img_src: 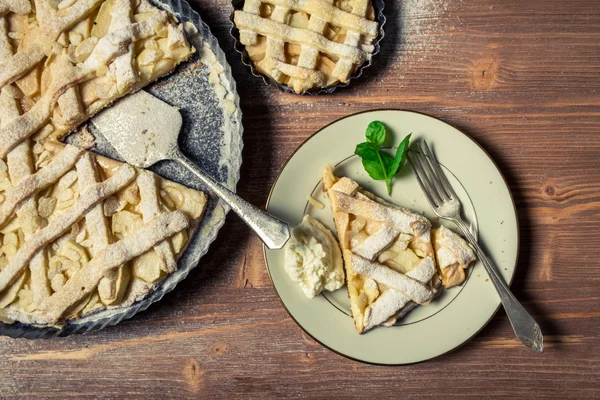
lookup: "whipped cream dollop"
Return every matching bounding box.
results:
[284,215,344,299]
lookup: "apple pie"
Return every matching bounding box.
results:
[323,167,476,333]
[233,0,380,94]
[0,0,194,144]
[0,0,205,326]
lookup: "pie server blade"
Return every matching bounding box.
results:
[91,90,182,168]
[90,90,291,249]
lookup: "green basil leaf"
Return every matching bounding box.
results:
[388,133,411,177]
[356,145,386,180]
[356,122,410,195]
[365,121,386,146]
[380,151,394,173]
[362,158,387,181]
[354,142,377,158]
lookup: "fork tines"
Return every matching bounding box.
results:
[407,141,458,208]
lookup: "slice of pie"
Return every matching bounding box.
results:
[323,166,476,333]
[233,0,379,94]
[0,0,203,326]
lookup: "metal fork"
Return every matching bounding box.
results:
[408,141,543,353]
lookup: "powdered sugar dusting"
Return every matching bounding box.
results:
[400,0,458,60]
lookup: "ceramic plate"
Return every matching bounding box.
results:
[264,110,518,364]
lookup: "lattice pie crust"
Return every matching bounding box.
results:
[234,0,379,94]
[0,0,205,326]
[323,167,476,333]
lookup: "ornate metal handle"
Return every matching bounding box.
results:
[454,217,544,353]
[174,152,290,250]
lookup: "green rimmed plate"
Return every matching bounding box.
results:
[264,110,518,365]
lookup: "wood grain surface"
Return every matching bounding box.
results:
[2,0,599,398]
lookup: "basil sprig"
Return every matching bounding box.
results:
[354,121,411,195]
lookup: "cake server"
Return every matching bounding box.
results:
[89,90,290,249]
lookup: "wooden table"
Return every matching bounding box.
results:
[2,0,599,398]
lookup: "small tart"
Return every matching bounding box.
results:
[233,0,379,94]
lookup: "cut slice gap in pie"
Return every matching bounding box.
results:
[323,166,476,334]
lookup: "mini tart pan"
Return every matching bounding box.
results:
[0,0,244,339]
[230,0,386,95]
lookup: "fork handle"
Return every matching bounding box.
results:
[174,152,290,250]
[453,218,544,353]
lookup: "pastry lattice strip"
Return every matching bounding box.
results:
[40,211,189,323]
[0,157,137,294]
[1,81,51,308]
[35,0,105,40]
[363,257,436,330]
[8,142,51,308]
[330,0,371,85]
[137,170,177,273]
[0,16,12,62]
[110,0,137,94]
[52,0,138,127]
[0,57,90,158]
[288,0,331,92]
[0,0,31,16]
[76,152,120,304]
[235,0,378,91]
[349,252,435,305]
